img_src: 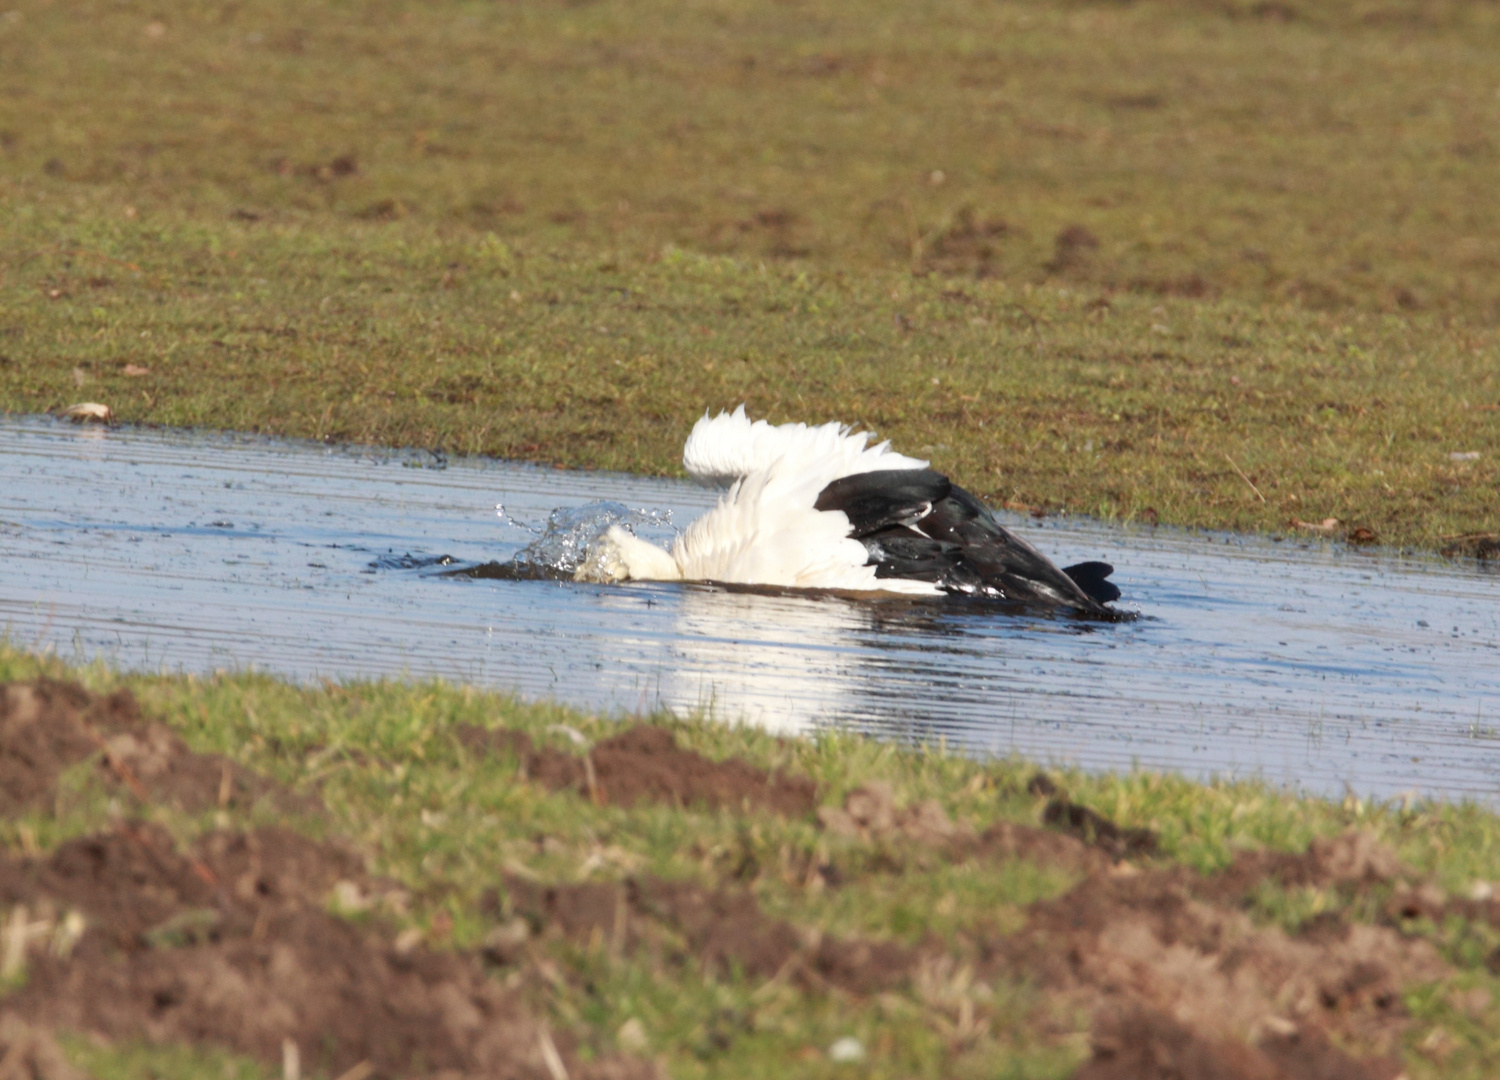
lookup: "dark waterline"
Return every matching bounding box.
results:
[2,415,1496,802]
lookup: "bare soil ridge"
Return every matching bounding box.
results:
[0,680,657,1080]
[499,779,1446,1080]
[0,679,301,817]
[0,679,1476,1078]
[456,720,818,816]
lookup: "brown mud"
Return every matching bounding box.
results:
[0,681,657,1080]
[1006,849,1436,1080]
[819,778,1154,874]
[0,1015,84,1080]
[457,721,818,816]
[499,782,1440,1080]
[0,681,1467,1079]
[1,679,306,816]
[499,874,914,995]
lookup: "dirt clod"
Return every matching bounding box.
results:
[2,822,652,1080]
[1079,1005,1278,1080]
[818,782,1156,865]
[0,680,656,1080]
[1042,796,1159,861]
[504,874,913,995]
[0,681,103,812]
[461,722,819,816]
[923,205,1012,277]
[1004,867,1442,1071]
[454,722,534,761]
[818,781,973,846]
[0,1016,85,1080]
[1079,1004,1402,1080]
[0,679,306,815]
[1046,224,1101,273]
[1200,830,1405,903]
[972,819,1114,874]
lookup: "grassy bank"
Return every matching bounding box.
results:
[3,645,1500,1077]
[2,0,1498,550]
[3,211,1497,550]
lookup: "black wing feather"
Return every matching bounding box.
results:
[813,469,951,537]
[814,469,1118,613]
[861,529,987,590]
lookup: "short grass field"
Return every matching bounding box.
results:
[1,0,1497,549]
[2,0,1500,1074]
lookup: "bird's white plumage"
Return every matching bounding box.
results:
[681,404,928,488]
[576,407,939,593]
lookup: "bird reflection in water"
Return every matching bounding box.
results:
[640,582,1111,741]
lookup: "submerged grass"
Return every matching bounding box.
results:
[5,645,1500,1077]
[1,0,1497,549]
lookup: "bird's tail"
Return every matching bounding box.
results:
[1062,561,1120,606]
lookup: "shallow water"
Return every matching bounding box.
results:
[2,415,1497,802]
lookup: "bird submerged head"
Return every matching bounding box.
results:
[574,525,682,583]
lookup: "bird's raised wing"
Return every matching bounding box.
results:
[814,469,1117,613]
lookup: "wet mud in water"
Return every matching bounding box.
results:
[2,416,1499,801]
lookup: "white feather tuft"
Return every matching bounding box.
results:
[682,405,928,488]
[579,406,939,595]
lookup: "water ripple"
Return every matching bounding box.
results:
[1,415,1496,801]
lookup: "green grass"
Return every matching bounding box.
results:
[62,1040,270,1080]
[7,645,1500,1077]
[2,213,1496,548]
[4,0,1500,313]
[3,3,1498,1072]
[2,0,1498,549]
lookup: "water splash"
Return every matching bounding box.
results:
[492,500,675,580]
[494,502,544,536]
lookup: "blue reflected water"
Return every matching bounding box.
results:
[1,414,1496,801]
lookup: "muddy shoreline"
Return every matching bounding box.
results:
[4,677,1487,1077]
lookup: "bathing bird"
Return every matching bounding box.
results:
[575,406,1119,614]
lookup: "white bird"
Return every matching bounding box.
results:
[575,406,1119,614]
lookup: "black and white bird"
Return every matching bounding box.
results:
[575,406,1120,615]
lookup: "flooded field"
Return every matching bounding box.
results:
[2,414,1496,801]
